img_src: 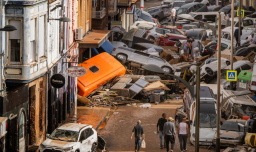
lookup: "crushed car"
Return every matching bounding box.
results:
[213,119,246,147]
[39,123,105,152]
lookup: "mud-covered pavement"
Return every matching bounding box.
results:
[98,100,222,152]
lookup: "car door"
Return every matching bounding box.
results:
[79,129,89,152]
[130,50,149,64]
[80,128,95,151]
[149,55,165,67]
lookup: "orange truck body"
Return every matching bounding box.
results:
[77,52,126,97]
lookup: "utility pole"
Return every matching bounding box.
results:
[195,64,200,152]
[238,0,242,46]
[216,12,221,152]
[230,0,235,89]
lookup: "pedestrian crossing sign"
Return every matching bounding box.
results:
[237,9,245,17]
[226,70,237,81]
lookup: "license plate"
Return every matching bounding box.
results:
[239,82,247,89]
[199,142,212,145]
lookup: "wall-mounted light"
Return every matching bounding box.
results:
[0,25,17,31]
[47,0,70,22]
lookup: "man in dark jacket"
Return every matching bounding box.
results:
[234,27,243,47]
[131,120,145,152]
[157,113,167,149]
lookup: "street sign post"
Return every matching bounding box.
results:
[237,9,245,17]
[226,70,237,81]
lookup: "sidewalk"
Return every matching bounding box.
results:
[77,106,111,130]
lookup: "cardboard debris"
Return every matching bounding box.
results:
[161,46,179,53]
[196,55,210,63]
[213,49,249,63]
[143,81,170,92]
[169,56,185,65]
[201,40,213,46]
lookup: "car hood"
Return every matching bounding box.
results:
[42,138,77,149]
[199,128,216,141]
[219,130,244,140]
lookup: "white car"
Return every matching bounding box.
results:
[189,86,217,146]
[39,123,98,152]
[221,27,254,42]
[129,21,157,30]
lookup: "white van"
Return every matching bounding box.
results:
[184,86,217,146]
[189,12,224,22]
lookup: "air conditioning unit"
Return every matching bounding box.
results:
[75,28,83,41]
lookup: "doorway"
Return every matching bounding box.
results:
[19,112,25,152]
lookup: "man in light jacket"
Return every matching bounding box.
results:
[163,117,176,152]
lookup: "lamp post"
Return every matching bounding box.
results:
[47,0,70,22]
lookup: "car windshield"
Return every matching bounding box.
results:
[50,129,79,142]
[189,13,197,17]
[177,8,187,15]
[233,104,256,117]
[141,13,153,22]
[194,113,217,128]
[173,2,184,7]
[221,121,245,132]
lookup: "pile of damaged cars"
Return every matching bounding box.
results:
[41,0,256,151]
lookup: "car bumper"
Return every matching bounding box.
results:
[212,139,242,146]
[190,137,213,146]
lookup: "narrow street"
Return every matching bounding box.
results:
[98,100,216,152]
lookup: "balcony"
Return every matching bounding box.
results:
[92,8,106,19]
[117,0,130,7]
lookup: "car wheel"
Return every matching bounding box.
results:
[91,143,97,152]
[116,54,127,63]
[205,67,214,76]
[148,36,155,40]
[226,61,230,66]
[161,66,172,74]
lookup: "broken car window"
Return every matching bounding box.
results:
[221,120,246,132]
[233,104,256,118]
[50,129,79,142]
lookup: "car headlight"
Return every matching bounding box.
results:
[39,144,45,150]
[192,133,195,138]
[63,147,73,152]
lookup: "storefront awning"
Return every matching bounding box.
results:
[79,30,111,48]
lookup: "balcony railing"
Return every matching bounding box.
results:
[92,8,106,19]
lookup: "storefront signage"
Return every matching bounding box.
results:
[66,66,87,77]
[111,21,122,32]
[50,74,65,88]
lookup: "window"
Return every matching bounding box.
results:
[39,15,45,58]
[92,0,97,7]
[89,66,99,73]
[221,43,228,51]
[205,15,217,22]
[193,5,200,11]
[151,55,164,62]
[102,0,106,8]
[135,51,150,57]
[195,15,202,20]
[79,131,86,141]
[155,28,162,33]
[30,19,37,62]
[187,7,194,13]
[9,20,21,63]
[241,64,252,70]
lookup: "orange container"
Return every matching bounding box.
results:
[77,52,126,97]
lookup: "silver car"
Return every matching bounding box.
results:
[111,47,175,73]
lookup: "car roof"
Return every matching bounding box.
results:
[225,119,246,123]
[231,96,256,106]
[58,123,91,132]
[225,60,251,69]
[192,86,214,99]
[190,12,220,15]
[145,6,163,11]
[200,101,216,114]
[180,2,202,8]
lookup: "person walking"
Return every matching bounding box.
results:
[131,120,145,152]
[171,6,176,26]
[191,38,199,62]
[224,12,230,27]
[163,117,176,152]
[248,33,256,45]
[157,113,167,149]
[178,118,189,152]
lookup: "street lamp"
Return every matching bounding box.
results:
[47,1,70,22]
[0,25,17,31]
